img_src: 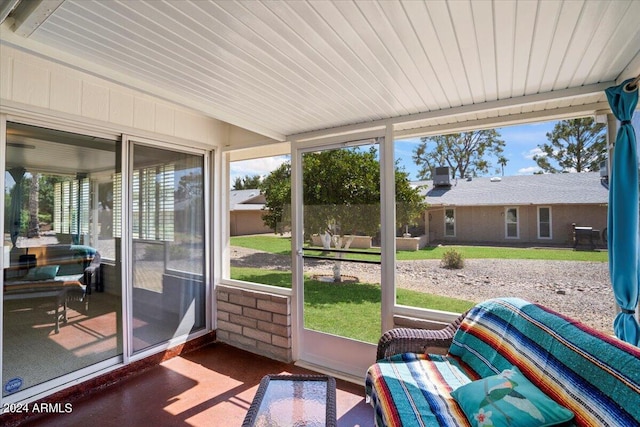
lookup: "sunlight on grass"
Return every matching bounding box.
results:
[230,267,474,343]
[231,235,292,255]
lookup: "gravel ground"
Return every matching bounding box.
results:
[231,246,615,335]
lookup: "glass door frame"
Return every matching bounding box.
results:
[123,135,212,362]
[0,114,125,403]
[291,126,396,378]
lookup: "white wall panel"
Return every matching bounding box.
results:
[81,81,109,121]
[109,90,134,127]
[133,96,155,132]
[175,110,210,144]
[0,54,11,101]
[154,103,174,136]
[12,59,50,107]
[50,71,82,115]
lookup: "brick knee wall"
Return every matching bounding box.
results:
[216,285,292,362]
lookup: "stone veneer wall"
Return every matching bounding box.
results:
[216,285,292,362]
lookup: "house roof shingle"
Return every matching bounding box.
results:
[229,189,266,211]
[419,172,609,207]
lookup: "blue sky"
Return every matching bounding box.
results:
[228,113,640,185]
[395,120,558,180]
[230,119,560,185]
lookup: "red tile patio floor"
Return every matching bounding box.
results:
[23,342,374,426]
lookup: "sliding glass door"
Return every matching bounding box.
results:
[130,142,206,353]
[2,122,211,401]
[3,122,122,397]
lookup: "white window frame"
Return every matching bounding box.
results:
[537,206,552,239]
[444,208,456,237]
[505,207,519,239]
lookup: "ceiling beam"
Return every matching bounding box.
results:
[288,82,614,143]
[227,141,290,162]
[395,101,612,139]
[9,0,64,37]
[0,0,21,26]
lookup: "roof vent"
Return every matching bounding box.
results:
[599,160,608,178]
[490,177,502,182]
[433,166,451,187]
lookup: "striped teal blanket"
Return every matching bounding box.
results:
[365,298,640,427]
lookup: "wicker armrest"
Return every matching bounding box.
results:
[375,312,467,360]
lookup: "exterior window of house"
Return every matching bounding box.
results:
[505,207,519,238]
[538,207,552,239]
[445,208,456,237]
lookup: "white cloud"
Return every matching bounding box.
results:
[524,147,544,160]
[230,155,289,185]
[517,166,542,175]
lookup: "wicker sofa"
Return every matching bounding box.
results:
[365,297,640,426]
[3,245,100,333]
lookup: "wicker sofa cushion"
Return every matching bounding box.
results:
[448,298,640,426]
[365,352,479,427]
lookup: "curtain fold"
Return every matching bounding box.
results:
[605,78,640,346]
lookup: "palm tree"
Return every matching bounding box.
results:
[498,156,508,176]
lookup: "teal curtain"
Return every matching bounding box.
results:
[605,78,640,346]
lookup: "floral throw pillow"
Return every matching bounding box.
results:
[450,366,574,427]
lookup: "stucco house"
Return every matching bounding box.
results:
[229,189,271,236]
[421,171,609,247]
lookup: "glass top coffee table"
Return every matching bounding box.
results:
[242,374,337,427]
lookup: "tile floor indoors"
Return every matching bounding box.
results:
[22,342,375,426]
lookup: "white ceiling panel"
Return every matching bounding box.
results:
[0,0,638,144]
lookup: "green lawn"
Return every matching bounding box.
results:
[230,235,605,342]
[231,235,608,262]
[231,235,291,255]
[231,266,475,343]
[396,245,608,262]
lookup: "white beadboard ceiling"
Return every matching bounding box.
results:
[2,0,639,143]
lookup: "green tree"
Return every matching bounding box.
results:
[533,117,606,173]
[412,130,505,179]
[259,163,291,234]
[233,174,262,190]
[37,175,63,225]
[27,173,40,238]
[260,147,426,280]
[177,172,203,200]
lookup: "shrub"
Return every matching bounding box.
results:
[441,249,464,269]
